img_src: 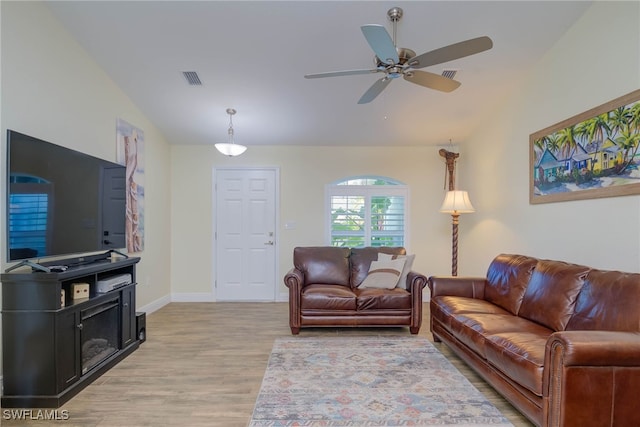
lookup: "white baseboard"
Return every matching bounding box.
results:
[170,292,288,303]
[171,292,215,302]
[140,290,420,312]
[137,294,171,314]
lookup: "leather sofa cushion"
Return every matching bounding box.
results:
[484,254,538,315]
[484,330,550,396]
[355,287,411,310]
[294,246,351,287]
[349,247,406,288]
[518,259,589,331]
[301,284,356,310]
[450,312,550,359]
[566,269,640,331]
[431,296,510,330]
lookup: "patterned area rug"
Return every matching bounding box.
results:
[249,336,514,426]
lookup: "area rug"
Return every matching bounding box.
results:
[249,336,514,426]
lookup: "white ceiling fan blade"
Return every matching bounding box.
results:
[358,77,392,104]
[410,36,493,69]
[404,70,461,92]
[361,24,399,65]
[304,69,379,79]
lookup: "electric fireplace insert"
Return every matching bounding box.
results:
[80,298,119,374]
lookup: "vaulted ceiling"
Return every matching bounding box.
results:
[46,1,592,147]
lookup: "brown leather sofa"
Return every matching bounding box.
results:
[429,253,640,427]
[285,246,427,335]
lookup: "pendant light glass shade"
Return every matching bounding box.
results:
[214,142,247,156]
[215,108,247,157]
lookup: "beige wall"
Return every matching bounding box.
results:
[171,145,461,299]
[0,1,173,375]
[462,1,640,274]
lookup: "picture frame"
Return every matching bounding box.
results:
[530,89,640,204]
[116,118,145,252]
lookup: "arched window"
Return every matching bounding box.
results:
[325,176,408,248]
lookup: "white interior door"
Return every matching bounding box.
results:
[214,168,277,301]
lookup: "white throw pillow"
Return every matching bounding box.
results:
[378,253,415,289]
[359,258,406,289]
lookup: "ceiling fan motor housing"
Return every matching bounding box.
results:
[375,47,416,78]
[375,47,415,67]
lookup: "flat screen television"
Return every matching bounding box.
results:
[6,129,126,263]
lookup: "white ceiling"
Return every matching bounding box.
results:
[46,1,592,147]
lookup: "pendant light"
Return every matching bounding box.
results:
[215,108,247,157]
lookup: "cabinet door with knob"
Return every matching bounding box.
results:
[120,284,137,347]
[56,309,81,391]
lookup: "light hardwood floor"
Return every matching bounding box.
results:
[2,302,534,426]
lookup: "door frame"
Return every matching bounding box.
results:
[212,166,280,301]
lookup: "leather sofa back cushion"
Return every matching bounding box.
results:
[484,254,538,315]
[350,247,406,288]
[294,246,351,287]
[566,269,640,331]
[518,260,590,331]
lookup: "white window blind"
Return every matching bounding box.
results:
[326,177,408,248]
[9,193,49,257]
[8,176,54,258]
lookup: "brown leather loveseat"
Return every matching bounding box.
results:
[429,253,640,427]
[285,246,427,335]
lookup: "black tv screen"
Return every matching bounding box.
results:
[6,130,126,262]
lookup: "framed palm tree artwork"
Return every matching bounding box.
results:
[530,89,640,204]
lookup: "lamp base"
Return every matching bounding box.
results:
[451,213,459,276]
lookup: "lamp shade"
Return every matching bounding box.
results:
[439,190,475,214]
[215,142,247,157]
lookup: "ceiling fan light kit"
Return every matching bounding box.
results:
[215,108,247,157]
[304,6,493,104]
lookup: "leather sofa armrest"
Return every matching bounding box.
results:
[284,268,304,334]
[428,276,486,299]
[545,330,640,367]
[284,268,303,289]
[407,271,428,293]
[407,271,428,335]
[543,331,640,426]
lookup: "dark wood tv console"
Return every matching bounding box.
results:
[1,255,140,408]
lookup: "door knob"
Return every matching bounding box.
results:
[264,241,274,245]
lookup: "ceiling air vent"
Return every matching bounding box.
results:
[441,69,458,80]
[183,71,202,86]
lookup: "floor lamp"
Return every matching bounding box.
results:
[440,190,475,276]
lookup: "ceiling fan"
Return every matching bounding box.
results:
[304,7,493,104]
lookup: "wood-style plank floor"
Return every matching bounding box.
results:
[1,302,533,426]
